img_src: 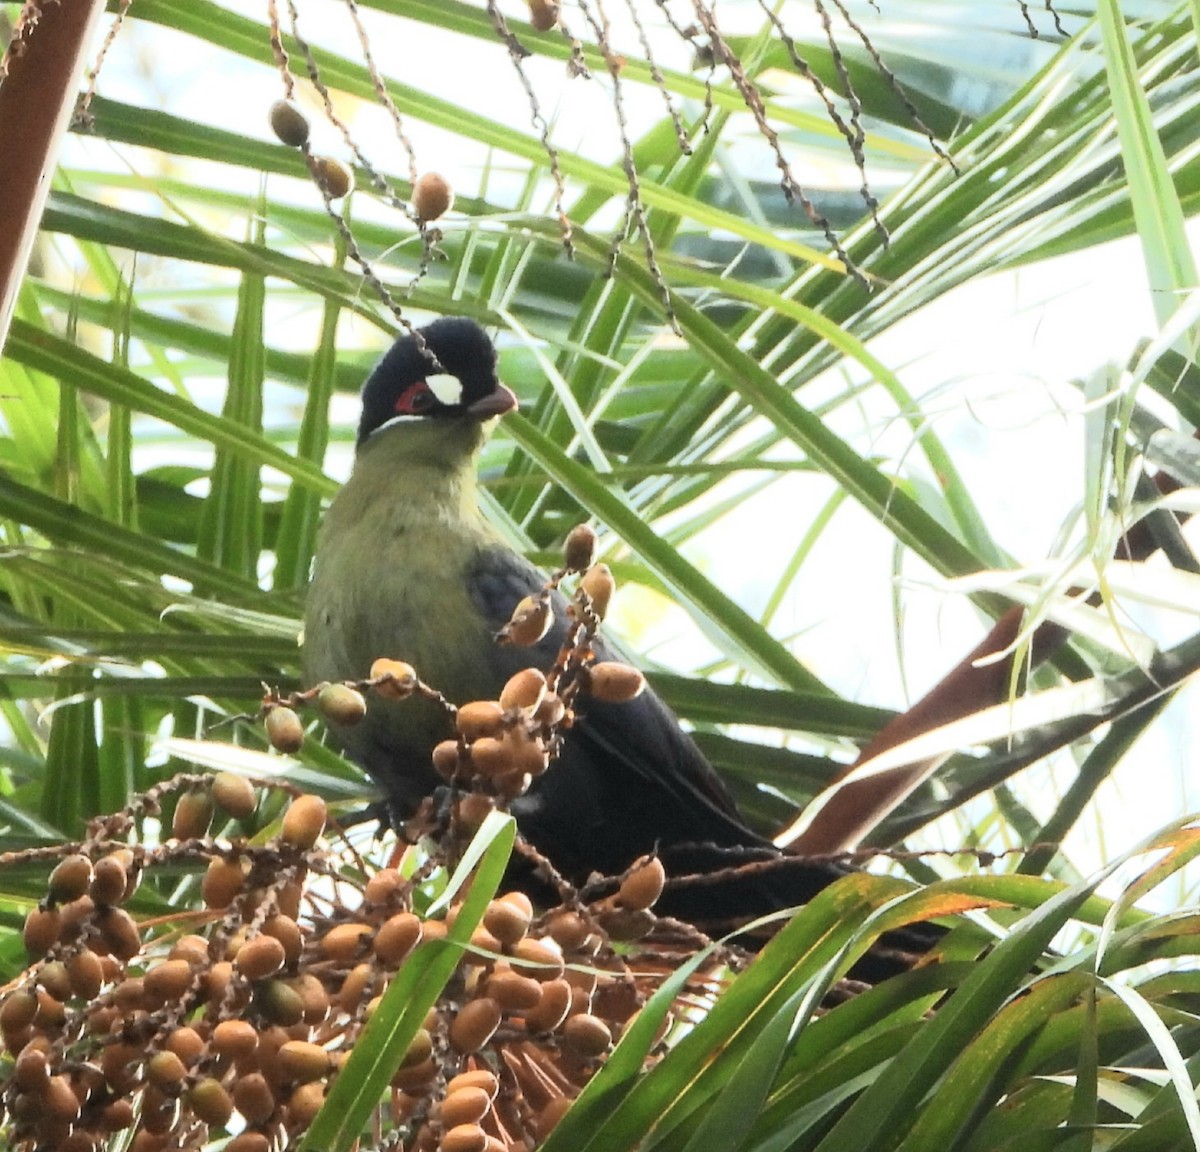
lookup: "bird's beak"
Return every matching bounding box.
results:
[468,383,519,419]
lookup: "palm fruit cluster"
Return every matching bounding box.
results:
[0,779,682,1151]
[0,527,717,1151]
[267,99,355,202]
[268,98,454,224]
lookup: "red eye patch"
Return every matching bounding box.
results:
[393,380,437,416]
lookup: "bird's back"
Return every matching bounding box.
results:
[464,547,769,878]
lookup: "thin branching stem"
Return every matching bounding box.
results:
[688,0,866,286]
[484,0,575,255]
[577,0,680,331]
[343,0,420,187]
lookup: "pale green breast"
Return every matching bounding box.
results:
[303,420,505,786]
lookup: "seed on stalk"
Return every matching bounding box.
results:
[563,1012,612,1057]
[269,100,310,147]
[313,155,354,199]
[411,171,455,222]
[448,997,501,1053]
[234,934,286,981]
[528,0,560,32]
[318,682,367,725]
[563,524,596,571]
[500,668,547,712]
[213,772,258,819]
[573,563,614,621]
[22,907,59,959]
[172,789,214,840]
[497,594,552,646]
[370,658,417,699]
[586,662,645,703]
[265,706,305,753]
[456,700,506,741]
[280,793,327,849]
[48,855,93,903]
[617,855,666,910]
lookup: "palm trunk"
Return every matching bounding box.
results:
[0,0,108,345]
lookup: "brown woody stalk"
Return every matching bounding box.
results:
[0,0,108,348]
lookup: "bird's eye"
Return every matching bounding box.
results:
[394,381,438,416]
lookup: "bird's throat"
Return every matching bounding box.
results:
[350,418,492,530]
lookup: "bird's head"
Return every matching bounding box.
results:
[356,317,518,446]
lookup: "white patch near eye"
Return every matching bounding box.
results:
[426,373,463,405]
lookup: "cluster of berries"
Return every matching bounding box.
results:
[0,768,678,1151]
[0,527,696,1150]
[268,97,454,222]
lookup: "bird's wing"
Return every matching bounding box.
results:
[467,546,771,876]
[469,552,946,983]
